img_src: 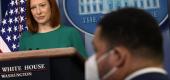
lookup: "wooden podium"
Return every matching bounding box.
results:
[0,47,84,80]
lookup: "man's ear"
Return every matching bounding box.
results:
[108,46,129,68]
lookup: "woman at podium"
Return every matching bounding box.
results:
[19,0,87,58]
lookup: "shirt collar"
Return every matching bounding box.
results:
[125,67,167,80]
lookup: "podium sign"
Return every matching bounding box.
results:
[0,48,84,80]
[0,58,51,80]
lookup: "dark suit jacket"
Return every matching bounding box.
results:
[131,72,170,80]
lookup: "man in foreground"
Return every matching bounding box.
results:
[86,8,170,80]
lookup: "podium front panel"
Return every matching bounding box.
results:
[0,58,51,80]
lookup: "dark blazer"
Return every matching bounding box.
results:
[131,72,170,80]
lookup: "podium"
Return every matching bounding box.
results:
[0,47,85,80]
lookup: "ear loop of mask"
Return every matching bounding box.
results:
[97,50,114,64]
[97,50,118,80]
[102,66,118,80]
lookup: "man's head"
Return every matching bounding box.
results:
[93,8,163,80]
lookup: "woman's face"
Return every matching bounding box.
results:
[30,0,51,25]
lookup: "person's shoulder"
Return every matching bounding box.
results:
[61,25,79,32]
[21,31,33,38]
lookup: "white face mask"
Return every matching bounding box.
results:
[85,54,100,80]
[85,50,118,80]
